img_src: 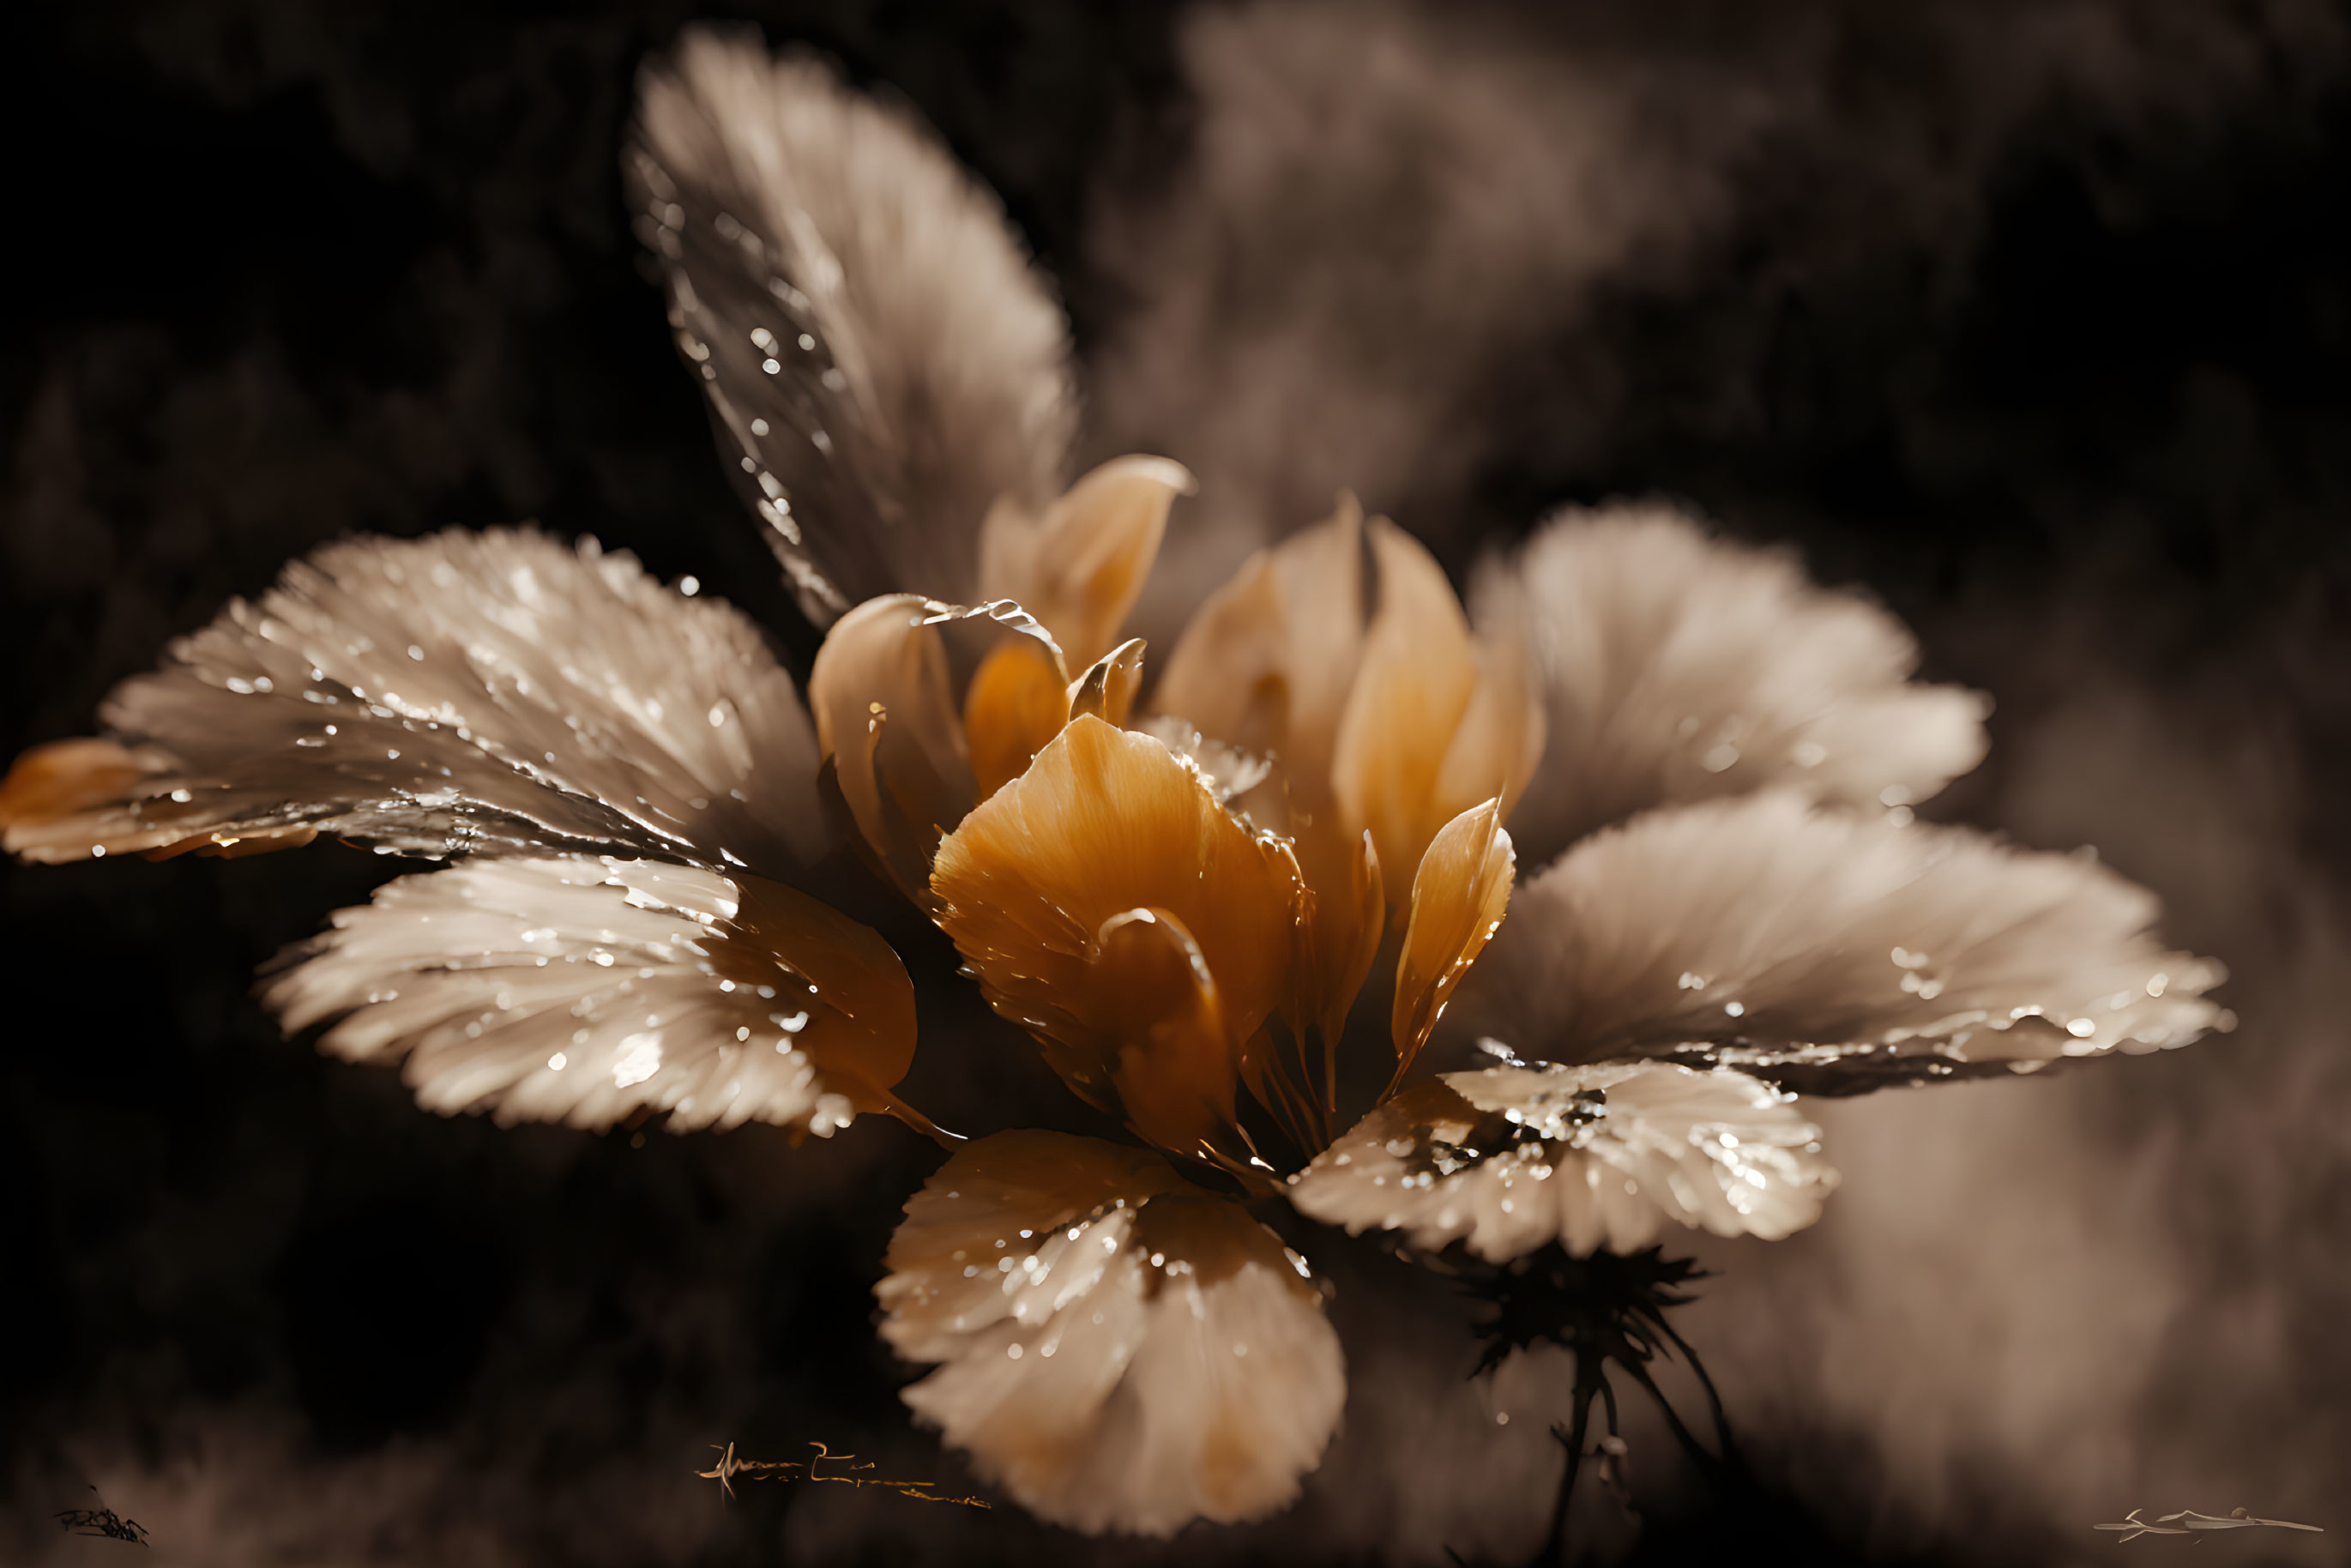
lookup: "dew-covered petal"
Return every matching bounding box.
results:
[980,457,1195,671]
[1154,495,1369,799]
[1472,503,1989,865]
[928,716,1302,1142]
[1456,792,2226,1095]
[262,854,915,1137]
[1330,520,1481,890]
[878,1131,1344,1536]
[1288,1063,1836,1262]
[629,30,1074,622]
[1,529,823,876]
[1391,800,1514,1079]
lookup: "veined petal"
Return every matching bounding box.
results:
[630,31,1074,621]
[1456,792,2227,1094]
[1154,495,1368,799]
[878,1131,1344,1536]
[929,717,1302,1149]
[1473,504,1989,865]
[1288,1063,1836,1262]
[1330,520,1481,894]
[1391,800,1513,1082]
[262,855,915,1137]
[980,456,1195,671]
[0,529,822,876]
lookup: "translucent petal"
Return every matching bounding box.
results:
[980,456,1195,670]
[262,855,915,1137]
[629,31,1073,620]
[1391,800,1514,1080]
[878,1131,1344,1535]
[1329,519,1481,887]
[1288,1063,1836,1262]
[0,529,822,876]
[1472,503,1989,865]
[1066,637,1148,728]
[928,717,1302,1148]
[1154,495,1368,801]
[1456,792,2226,1094]
[962,636,1071,803]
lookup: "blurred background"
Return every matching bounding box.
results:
[4,2,2348,1563]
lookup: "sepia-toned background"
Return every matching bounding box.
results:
[4,3,2348,1562]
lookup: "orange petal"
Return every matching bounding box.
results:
[1066,636,1146,727]
[809,595,979,898]
[979,455,1194,670]
[1090,908,1242,1158]
[1391,798,1514,1082]
[725,873,919,1106]
[1330,519,1480,894]
[1431,612,1547,833]
[929,716,1302,1146]
[1155,495,1366,800]
[0,737,319,862]
[964,636,1073,801]
[1290,819,1384,1059]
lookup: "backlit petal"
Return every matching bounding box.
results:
[1,529,823,876]
[1456,792,2226,1094]
[1474,503,1989,865]
[928,717,1301,1147]
[1154,495,1367,799]
[1391,800,1514,1081]
[980,456,1195,670]
[879,1131,1344,1535]
[263,855,916,1137]
[808,595,980,898]
[1330,520,1480,893]
[630,31,1074,620]
[963,635,1072,801]
[1288,1063,1835,1262]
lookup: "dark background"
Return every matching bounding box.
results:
[5,2,2349,1563]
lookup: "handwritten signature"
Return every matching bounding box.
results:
[696,1440,991,1510]
[2095,1507,2324,1542]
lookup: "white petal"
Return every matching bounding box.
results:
[3,528,821,876]
[1474,503,1988,865]
[1457,792,2226,1092]
[262,854,913,1137]
[1288,1063,1836,1262]
[630,30,1073,620]
[878,1131,1345,1536]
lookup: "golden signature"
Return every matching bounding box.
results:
[695,1440,991,1510]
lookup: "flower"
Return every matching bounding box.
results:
[0,25,2231,1544]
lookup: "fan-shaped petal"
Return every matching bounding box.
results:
[1288,1063,1835,1262]
[262,854,916,1136]
[1473,504,1989,865]
[878,1131,1344,1535]
[1456,792,2225,1094]
[629,29,1074,620]
[1,529,821,877]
